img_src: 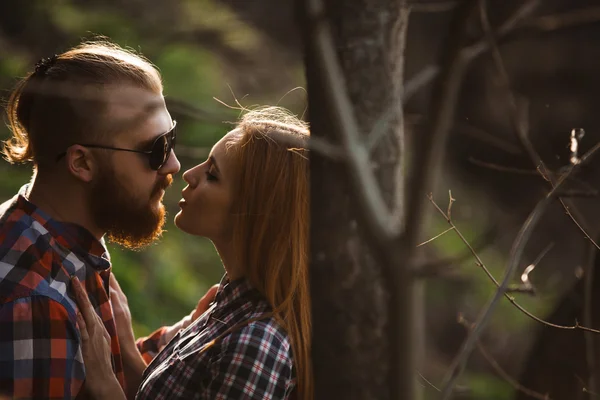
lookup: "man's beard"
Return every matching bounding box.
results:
[89,163,173,250]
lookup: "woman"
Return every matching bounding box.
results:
[72,106,312,399]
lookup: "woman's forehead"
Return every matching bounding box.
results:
[210,129,242,172]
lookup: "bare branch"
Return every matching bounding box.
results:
[403,0,541,103]
[458,316,552,400]
[468,158,599,196]
[416,372,441,392]
[403,0,478,251]
[523,6,600,32]
[583,241,600,395]
[409,1,458,13]
[468,158,541,175]
[305,0,402,243]
[428,193,600,332]
[479,0,600,253]
[439,136,600,399]
[417,227,455,247]
[416,225,498,278]
[583,387,600,397]
[519,242,554,292]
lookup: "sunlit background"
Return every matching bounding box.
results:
[0,0,307,336]
[4,1,600,398]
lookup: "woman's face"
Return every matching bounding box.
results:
[174,130,239,242]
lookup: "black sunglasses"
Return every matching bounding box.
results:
[56,121,177,171]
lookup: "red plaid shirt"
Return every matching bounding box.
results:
[0,187,125,399]
[136,277,296,399]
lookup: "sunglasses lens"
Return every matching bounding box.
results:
[149,134,169,170]
[148,123,176,170]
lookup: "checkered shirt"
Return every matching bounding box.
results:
[136,277,296,399]
[0,186,125,399]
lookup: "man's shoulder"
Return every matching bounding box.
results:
[0,200,74,307]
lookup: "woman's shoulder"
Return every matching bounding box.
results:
[221,315,293,357]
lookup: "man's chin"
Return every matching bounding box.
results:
[106,224,165,250]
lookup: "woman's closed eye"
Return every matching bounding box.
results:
[206,167,218,181]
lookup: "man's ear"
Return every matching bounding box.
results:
[65,145,98,183]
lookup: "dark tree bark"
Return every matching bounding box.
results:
[298,0,407,399]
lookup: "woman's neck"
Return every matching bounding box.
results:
[213,240,244,281]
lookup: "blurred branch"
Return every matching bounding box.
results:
[438,136,600,399]
[305,0,402,244]
[403,0,540,103]
[468,157,599,195]
[409,1,458,13]
[523,6,600,32]
[583,241,600,396]
[416,372,441,392]
[174,145,211,159]
[454,122,522,155]
[583,387,600,397]
[458,315,552,400]
[165,98,233,123]
[479,0,600,249]
[403,0,478,252]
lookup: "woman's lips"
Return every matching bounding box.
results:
[178,199,187,208]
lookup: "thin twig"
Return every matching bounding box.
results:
[416,225,498,278]
[439,138,600,399]
[417,226,455,247]
[469,158,542,175]
[428,194,600,333]
[417,372,441,392]
[458,316,552,400]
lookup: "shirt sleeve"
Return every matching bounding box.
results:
[136,326,170,364]
[202,322,296,400]
[0,296,84,400]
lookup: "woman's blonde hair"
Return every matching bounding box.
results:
[227,106,312,399]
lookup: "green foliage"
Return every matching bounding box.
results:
[0,0,252,339]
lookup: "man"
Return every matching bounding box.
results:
[0,41,181,399]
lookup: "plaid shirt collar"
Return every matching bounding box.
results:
[13,184,110,272]
[212,275,263,314]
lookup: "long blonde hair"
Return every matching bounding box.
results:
[227,106,312,399]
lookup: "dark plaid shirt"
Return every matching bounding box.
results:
[136,277,296,399]
[0,186,125,399]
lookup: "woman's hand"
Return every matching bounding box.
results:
[109,274,148,399]
[109,274,139,357]
[71,276,126,400]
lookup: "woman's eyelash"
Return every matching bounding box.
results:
[206,171,218,181]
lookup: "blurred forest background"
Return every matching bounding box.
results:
[3,0,600,399]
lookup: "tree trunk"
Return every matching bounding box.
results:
[298,0,408,398]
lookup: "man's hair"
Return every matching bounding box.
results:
[2,40,163,167]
